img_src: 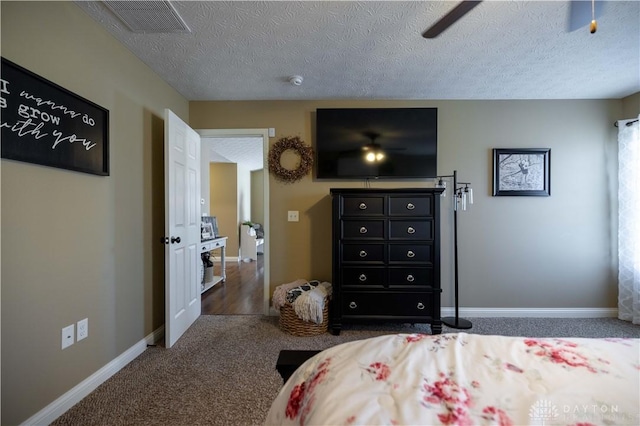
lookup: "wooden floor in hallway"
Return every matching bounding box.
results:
[201,254,264,315]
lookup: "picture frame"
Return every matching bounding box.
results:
[201,223,214,240]
[201,215,219,238]
[493,148,550,196]
[1,57,109,176]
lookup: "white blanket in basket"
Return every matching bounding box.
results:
[292,282,332,324]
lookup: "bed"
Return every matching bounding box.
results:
[265,333,639,425]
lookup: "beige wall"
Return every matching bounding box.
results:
[251,169,265,224]
[238,163,252,225]
[210,163,240,256]
[622,92,640,118]
[190,99,623,310]
[1,2,188,424]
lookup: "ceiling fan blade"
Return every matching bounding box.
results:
[422,1,483,39]
[568,0,604,32]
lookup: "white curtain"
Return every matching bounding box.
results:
[618,115,640,324]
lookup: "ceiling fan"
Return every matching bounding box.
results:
[568,0,604,33]
[421,0,482,39]
[422,0,604,39]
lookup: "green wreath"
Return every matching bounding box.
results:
[268,136,314,183]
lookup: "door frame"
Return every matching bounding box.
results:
[197,128,270,315]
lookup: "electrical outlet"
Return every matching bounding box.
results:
[62,324,75,350]
[77,318,88,341]
[287,210,299,222]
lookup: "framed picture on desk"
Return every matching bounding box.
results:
[201,223,214,240]
[202,216,219,238]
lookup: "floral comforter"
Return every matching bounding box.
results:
[265,333,639,426]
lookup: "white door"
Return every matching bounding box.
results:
[165,109,201,348]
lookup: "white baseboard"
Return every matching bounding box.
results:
[22,325,165,426]
[440,307,618,318]
[270,307,617,318]
[270,306,617,319]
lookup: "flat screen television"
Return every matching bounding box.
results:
[315,108,437,179]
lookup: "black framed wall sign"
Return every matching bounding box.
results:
[493,148,550,196]
[1,58,109,176]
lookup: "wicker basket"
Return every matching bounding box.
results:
[279,299,329,336]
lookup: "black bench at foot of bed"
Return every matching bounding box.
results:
[276,350,321,382]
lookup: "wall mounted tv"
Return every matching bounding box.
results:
[315,108,437,179]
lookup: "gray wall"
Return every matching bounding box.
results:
[1,2,188,424]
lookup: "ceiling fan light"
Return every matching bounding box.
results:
[365,152,376,162]
[375,152,385,161]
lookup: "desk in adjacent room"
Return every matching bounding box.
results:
[200,236,227,293]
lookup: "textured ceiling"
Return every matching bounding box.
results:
[202,137,264,171]
[76,1,640,101]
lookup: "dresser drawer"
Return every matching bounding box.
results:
[342,220,385,239]
[342,196,384,216]
[389,196,432,217]
[342,267,386,287]
[389,244,432,263]
[342,292,434,317]
[388,267,434,287]
[389,220,433,240]
[342,243,385,262]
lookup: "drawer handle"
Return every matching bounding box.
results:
[349,301,358,309]
[417,302,425,310]
[359,226,368,234]
[359,250,368,258]
[407,203,415,210]
[407,226,415,234]
[359,274,367,282]
[359,203,367,210]
[407,250,415,258]
[406,274,415,282]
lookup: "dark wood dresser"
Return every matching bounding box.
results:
[330,188,444,335]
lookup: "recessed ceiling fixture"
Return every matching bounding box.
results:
[102,0,191,33]
[288,75,304,86]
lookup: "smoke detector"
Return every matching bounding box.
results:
[289,75,304,86]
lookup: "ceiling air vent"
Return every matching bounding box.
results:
[102,1,191,33]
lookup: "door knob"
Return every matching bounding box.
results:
[160,237,169,244]
[171,236,181,244]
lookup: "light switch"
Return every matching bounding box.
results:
[287,211,299,222]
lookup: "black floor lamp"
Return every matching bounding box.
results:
[436,170,473,330]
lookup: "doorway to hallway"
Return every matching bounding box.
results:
[201,255,264,314]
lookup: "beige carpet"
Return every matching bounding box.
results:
[52,315,639,426]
